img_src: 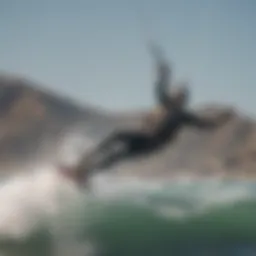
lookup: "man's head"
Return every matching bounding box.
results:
[169,83,190,109]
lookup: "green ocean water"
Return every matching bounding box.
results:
[1,176,256,256]
[80,180,256,256]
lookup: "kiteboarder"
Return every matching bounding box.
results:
[66,43,233,184]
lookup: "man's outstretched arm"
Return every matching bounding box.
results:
[148,42,173,109]
[183,109,234,129]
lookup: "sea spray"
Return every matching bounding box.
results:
[0,163,92,256]
[0,166,82,238]
[57,127,96,167]
[0,157,256,255]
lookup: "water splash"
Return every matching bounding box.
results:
[0,148,256,256]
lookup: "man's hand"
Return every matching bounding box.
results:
[184,108,234,129]
[216,108,235,124]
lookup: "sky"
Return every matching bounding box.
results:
[0,0,256,115]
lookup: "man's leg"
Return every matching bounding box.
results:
[73,132,130,179]
[88,132,131,171]
[74,130,150,184]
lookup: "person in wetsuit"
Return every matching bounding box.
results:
[71,44,233,183]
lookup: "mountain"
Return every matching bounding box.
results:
[0,73,115,172]
[113,107,256,179]
[0,72,255,178]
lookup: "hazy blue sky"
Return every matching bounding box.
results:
[0,0,255,115]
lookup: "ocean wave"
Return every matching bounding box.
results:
[0,166,256,256]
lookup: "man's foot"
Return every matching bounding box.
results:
[58,165,90,187]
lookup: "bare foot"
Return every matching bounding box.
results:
[58,165,89,188]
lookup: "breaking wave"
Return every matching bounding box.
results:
[0,167,256,256]
[0,130,255,256]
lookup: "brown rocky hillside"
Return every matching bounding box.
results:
[0,73,113,169]
[111,107,256,178]
[0,72,255,178]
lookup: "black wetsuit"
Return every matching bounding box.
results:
[79,43,228,173]
[88,109,219,170]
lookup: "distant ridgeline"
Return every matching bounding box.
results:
[0,73,112,169]
[0,73,255,177]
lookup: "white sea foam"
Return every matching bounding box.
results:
[0,130,255,256]
[0,165,81,240]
